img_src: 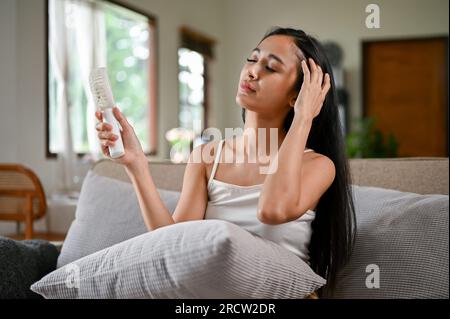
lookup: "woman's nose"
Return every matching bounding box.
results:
[248,65,260,80]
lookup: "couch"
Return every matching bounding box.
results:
[87,157,450,299]
[2,157,449,299]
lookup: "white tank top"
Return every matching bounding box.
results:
[204,139,316,263]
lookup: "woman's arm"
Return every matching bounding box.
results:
[257,59,335,224]
[125,145,209,231]
[96,108,207,231]
[125,158,176,230]
[257,116,335,224]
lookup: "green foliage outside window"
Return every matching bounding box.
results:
[104,6,150,152]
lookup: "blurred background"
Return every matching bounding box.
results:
[0,0,448,237]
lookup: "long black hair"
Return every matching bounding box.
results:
[242,27,356,295]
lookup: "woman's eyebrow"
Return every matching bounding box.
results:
[252,48,285,65]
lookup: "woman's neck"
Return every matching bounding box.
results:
[240,109,288,157]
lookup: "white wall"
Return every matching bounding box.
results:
[0,0,18,163]
[0,0,448,235]
[220,0,449,129]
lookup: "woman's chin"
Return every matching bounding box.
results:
[236,94,254,107]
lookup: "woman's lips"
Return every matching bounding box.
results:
[239,82,256,93]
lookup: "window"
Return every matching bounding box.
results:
[177,27,215,150]
[178,48,205,143]
[46,0,157,158]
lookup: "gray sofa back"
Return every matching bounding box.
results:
[92,157,449,195]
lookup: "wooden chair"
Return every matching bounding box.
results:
[0,164,47,239]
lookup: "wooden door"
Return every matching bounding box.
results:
[363,37,448,157]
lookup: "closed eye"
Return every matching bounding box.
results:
[246,58,276,72]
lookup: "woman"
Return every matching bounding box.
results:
[95,27,356,297]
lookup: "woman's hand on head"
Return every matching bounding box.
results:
[95,107,146,170]
[292,58,331,121]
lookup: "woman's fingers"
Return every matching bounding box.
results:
[320,74,331,101]
[322,73,331,90]
[95,111,103,121]
[100,139,116,160]
[101,143,109,154]
[101,142,111,157]
[112,107,129,132]
[301,60,310,85]
[95,122,112,132]
[308,58,325,86]
[317,65,323,86]
[304,58,325,86]
[308,58,318,82]
[98,131,117,140]
[101,139,115,147]
[95,110,118,158]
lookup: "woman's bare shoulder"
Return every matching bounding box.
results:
[303,149,335,171]
[305,151,336,178]
[190,139,223,167]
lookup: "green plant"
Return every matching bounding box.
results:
[345,117,399,158]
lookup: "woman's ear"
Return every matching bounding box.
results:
[289,92,298,107]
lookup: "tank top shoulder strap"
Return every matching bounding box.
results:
[208,139,225,185]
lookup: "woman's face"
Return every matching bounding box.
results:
[236,35,303,117]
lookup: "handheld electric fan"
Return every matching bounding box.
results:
[89,67,125,158]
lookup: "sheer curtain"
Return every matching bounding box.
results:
[73,0,106,162]
[49,0,107,192]
[49,0,75,192]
